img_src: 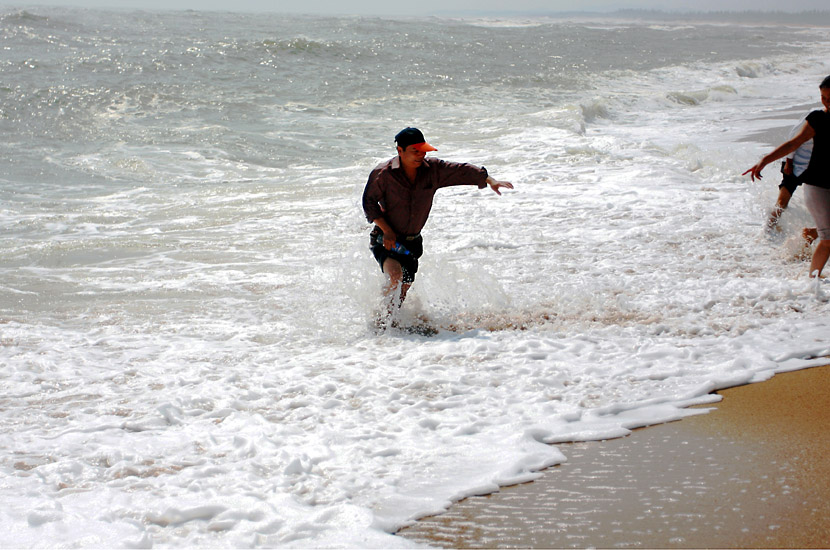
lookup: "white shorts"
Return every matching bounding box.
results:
[804,184,830,241]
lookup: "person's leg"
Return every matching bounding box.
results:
[381,257,411,309]
[370,234,421,328]
[809,240,830,278]
[803,184,830,277]
[768,186,793,229]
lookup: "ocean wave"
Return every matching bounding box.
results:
[534,98,612,136]
[580,98,611,122]
[258,37,333,55]
[666,84,738,106]
[734,61,767,78]
[0,7,91,39]
[0,9,50,25]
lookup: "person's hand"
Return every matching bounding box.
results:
[742,163,765,182]
[488,179,514,195]
[382,232,397,250]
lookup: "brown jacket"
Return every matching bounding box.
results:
[362,156,488,235]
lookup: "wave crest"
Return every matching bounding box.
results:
[580,98,611,122]
[259,37,330,55]
[666,84,737,106]
[0,9,50,25]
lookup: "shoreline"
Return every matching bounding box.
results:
[397,365,830,548]
[738,103,817,146]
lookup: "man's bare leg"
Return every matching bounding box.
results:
[378,258,411,326]
[768,187,792,229]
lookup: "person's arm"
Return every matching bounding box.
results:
[431,160,515,195]
[486,175,514,195]
[362,166,397,250]
[743,123,815,181]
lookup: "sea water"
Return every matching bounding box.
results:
[1,7,830,548]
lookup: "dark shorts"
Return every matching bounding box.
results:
[370,227,424,284]
[779,162,802,195]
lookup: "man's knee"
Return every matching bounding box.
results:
[382,258,404,280]
[776,187,793,208]
[382,257,416,285]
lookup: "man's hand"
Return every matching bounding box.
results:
[372,218,397,250]
[382,233,397,250]
[487,177,514,195]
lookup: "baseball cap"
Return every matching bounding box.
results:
[394,127,437,152]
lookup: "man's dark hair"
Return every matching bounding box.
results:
[821,75,830,89]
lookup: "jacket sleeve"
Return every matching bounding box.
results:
[362,168,385,224]
[434,159,489,189]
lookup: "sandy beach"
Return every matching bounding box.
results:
[398,365,830,548]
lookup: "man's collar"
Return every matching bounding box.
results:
[391,156,431,170]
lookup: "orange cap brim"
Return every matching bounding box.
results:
[413,142,437,153]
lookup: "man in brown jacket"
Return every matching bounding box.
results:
[362,127,513,323]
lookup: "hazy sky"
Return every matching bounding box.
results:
[5,0,828,16]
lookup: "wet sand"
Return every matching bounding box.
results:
[397,365,830,548]
[738,102,816,145]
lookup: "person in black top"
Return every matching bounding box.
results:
[744,75,830,278]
